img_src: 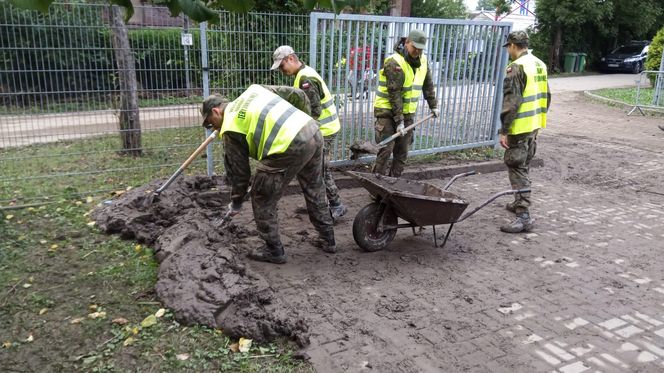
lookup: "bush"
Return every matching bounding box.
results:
[645,26,664,86]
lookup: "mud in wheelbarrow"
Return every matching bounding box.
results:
[345,171,530,252]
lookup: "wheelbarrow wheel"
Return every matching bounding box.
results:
[352,202,398,252]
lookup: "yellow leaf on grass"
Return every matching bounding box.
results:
[131,326,139,335]
[123,337,135,346]
[39,240,47,244]
[228,343,239,353]
[75,201,83,206]
[70,317,84,324]
[88,311,106,319]
[134,244,142,253]
[5,214,13,220]
[140,315,157,328]
[22,283,31,288]
[86,196,93,203]
[89,304,98,311]
[50,244,58,250]
[176,353,190,361]
[238,337,252,353]
[154,308,165,318]
[28,276,34,282]
[86,221,96,227]
[112,318,129,325]
[39,308,48,315]
[2,341,11,349]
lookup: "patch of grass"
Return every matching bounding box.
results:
[591,87,655,106]
[0,202,311,372]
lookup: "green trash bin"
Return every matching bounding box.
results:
[563,52,578,73]
[577,53,587,72]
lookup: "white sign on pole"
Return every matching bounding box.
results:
[181,33,193,46]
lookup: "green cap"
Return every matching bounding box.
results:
[200,94,229,126]
[407,29,427,50]
[503,30,529,47]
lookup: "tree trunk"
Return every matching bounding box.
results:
[110,5,142,156]
[549,24,562,73]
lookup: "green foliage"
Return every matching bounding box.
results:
[645,26,664,85]
[411,0,467,19]
[476,0,495,10]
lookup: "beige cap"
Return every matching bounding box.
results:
[271,45,295,70]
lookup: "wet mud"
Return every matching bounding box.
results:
[92,175,310,346]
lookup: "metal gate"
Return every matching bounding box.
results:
[309,13,512,164]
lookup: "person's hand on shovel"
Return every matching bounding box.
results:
[396,122,406,137]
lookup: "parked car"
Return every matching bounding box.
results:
[600,41,650,74]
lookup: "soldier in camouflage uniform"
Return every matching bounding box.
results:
[373,29,440,177]
[271,45,347,220]
[499,31,551,233]
[201,84,336,264]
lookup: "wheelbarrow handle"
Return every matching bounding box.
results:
[456,188,531,223]
[376,114,435,148]
[443,170,478,190]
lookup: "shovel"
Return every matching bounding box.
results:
[349,114,434,160]
[144,130,218,206]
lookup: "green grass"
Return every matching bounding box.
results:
[591,87,655,106]
[0,200,312,372]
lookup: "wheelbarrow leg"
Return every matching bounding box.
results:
[439,223,455,249]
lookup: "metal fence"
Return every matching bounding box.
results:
[627,70,664,116]
[0,2,510,207]
[309,13,511,163]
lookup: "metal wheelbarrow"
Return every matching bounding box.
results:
[346,171,530,251]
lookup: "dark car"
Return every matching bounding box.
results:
[600,41,650,73]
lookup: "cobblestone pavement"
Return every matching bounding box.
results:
[240,88,664,372]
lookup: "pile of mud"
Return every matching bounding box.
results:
[92,176,309,346]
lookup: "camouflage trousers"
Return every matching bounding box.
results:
[322,134,341,206]
[251,122,334,250]
[504,129,538,214]
[371,116,414,177]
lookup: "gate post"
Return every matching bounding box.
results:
[491,27,511,150]
[200,22,214,176]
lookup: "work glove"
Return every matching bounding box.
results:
[396,122,406,137]
[431,108,440,118]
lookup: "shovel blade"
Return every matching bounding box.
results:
[349,141,381,160]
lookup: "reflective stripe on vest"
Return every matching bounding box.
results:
[508,53,548,135]
[293,65,340,136]
[374,53,428,114]
[220,84,311,160]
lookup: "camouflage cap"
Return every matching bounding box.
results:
[503,30,529,47]
[271,45,295,70]
[200,94,229,126]
[407,29,427,50]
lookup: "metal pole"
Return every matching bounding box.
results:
[183,16,191,93]
[653,51,664,106]
[200,21,214,176]
[491,25,511,150]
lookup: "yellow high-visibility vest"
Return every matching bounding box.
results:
[220,84,311,160]
[293,65,340,136]
[374,53,428,114]
[507,53,548,135]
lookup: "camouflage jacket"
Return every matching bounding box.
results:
[375,37,437,123]
[500,51,552,135]
[223,85,312,207]
[295,64,324,120]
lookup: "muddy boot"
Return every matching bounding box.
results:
[500,212,534,233]
[248,244,287,264]
[330,201,347,220]
[315,229,337,253]
[505,201,517,214]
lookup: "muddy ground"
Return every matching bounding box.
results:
[94,91,664,372]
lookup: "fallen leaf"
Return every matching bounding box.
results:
[70,317,85,324]
[123,337,135,346]
[50,244,58,250]
[26,334,34,342]
[2,341,11,349]
[82,355,97,365]
[112,318,129,325]
[75,201,83,206]
[228,343,239,353]
[140,314,157,328]
[86,196,93,203]
[88,311,107,319]
[134,244,142,253]
[86,221,96,227]
[154,308,166,318]
[39,240,47,244]
[238,337,252,353]
[5,214,13,220]
[176,353,190,361]
[89,304,98,311]
[131,326,139,335]
[22,283,31,288]
[28,276,34,282]
[39,308,48,315]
